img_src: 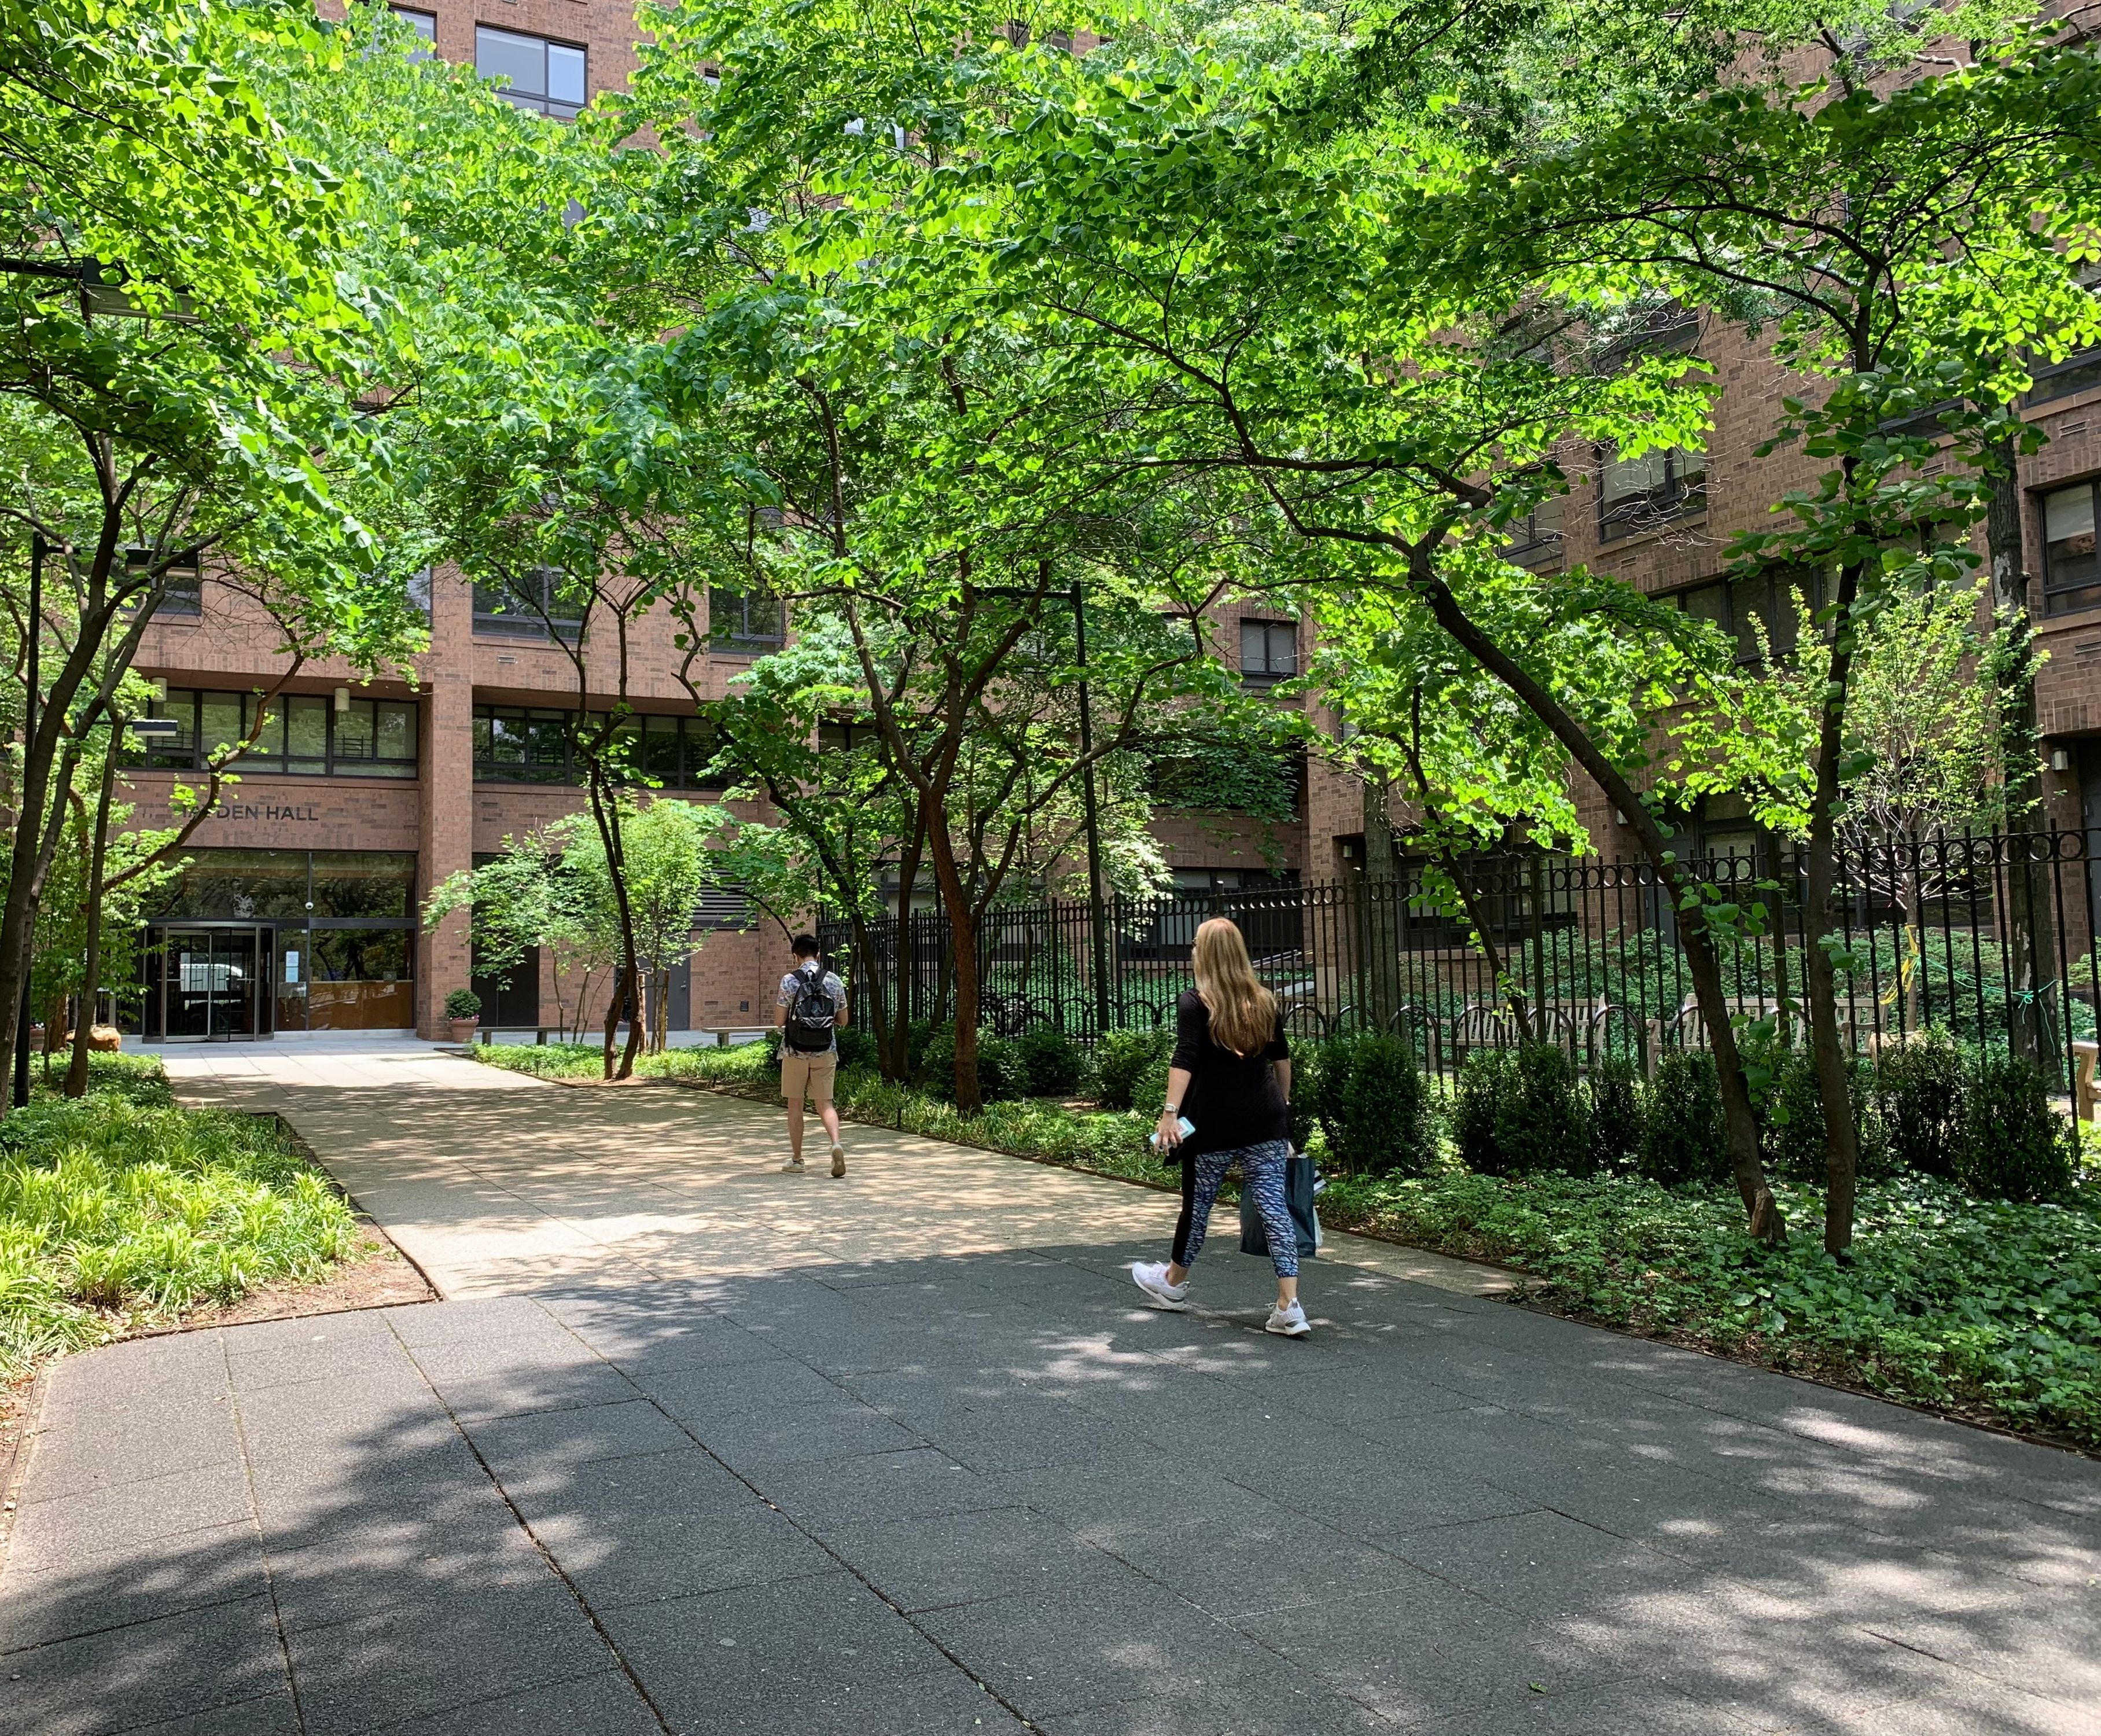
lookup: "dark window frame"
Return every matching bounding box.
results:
[125,545,203,617]
[133,688,420,779]
[1598,444,1708,542]
[1238,617,1298,686]
[471,705,729,790]
[1664,569,1819,667]
[472,565,584,641]
[474,24,587,120]
[2043,476,2101,617]
[708,583,786,653]
[1502,494,1566,568]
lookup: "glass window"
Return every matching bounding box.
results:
[2044,480,2101,617]
[1239,618,1297,684]
[201,693,246,760]
[683,717,725,787]
[146,849,311,921]
[306,926,415,1030]
[1503,493,1565,567]
[336,700,377,764]
[1599,446,1706,541]
[473,567,584,639]
[473,706,727,789]
[309,852,416,920]
[1673,571,1809,666]
[639,714,682,783]
[283,695,328,770]
[127,546,202,616]
[709,583,785,651]
[473,706,575,782]
[127,690,419,778]
[143,688,198,769]
[373,699,415,766]
[2026,349,2101,407]
[389,5,435,39]
[476,25,587,119]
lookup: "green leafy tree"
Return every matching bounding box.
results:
[1498,26,2101,1249]
[0,1,430,1105]
[606,38,1271,1104]
[906,22,1794,1234]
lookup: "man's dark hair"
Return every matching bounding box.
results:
[791,933,821,959]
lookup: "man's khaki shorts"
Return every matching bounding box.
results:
[780,1049,837,1107]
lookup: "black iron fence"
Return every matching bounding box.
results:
[819,830,2101,1099]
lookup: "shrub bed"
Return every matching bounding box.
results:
[1,1062,359,1378]
[1323,1168,2101,1448]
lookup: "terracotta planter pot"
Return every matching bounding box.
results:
[448,1017,480,1044]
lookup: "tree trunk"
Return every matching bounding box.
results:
[923,827,982,1112]
[601,969,625,1076]
[584,773,646,1082]
[1805,553,1867,1258]
[64,740,119,1098]
[1,738,86,1112]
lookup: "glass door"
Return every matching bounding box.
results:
[160,928,265,1040]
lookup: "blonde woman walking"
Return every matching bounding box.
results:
[1131,916,1309,1337]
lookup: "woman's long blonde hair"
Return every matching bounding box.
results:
[1191,918,1277,1057]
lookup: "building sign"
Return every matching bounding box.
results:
[209,801,323,824]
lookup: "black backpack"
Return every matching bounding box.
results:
[784,969,837,1053]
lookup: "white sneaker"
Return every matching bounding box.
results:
[1265,1301,1311,1338]
[779,1157,807,1173]
[1131,1261,1190,1311]
[830,1143,847,1178]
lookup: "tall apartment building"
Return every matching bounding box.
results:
[113,2,2101,1039]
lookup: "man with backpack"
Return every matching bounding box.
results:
[774,934,849,1176]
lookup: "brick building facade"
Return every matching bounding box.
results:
[114,3,2101,1039]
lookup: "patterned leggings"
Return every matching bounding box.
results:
[1171,1139,1298,1279]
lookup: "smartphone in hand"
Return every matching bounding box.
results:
[1149,1115,1196,1150]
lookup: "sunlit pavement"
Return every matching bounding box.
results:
[4,1043,2097,1735]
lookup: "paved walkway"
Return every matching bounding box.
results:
[4,1044,2098,1735]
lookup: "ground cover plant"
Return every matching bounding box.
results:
[476,1031,2101,1447]
[0,1057,358,1378]
[1323,1170,2101,1449]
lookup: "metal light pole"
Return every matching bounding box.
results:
[13,533,42,1108]
[1070,582,1112,1037]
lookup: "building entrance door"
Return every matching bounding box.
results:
[159,928,266,1040]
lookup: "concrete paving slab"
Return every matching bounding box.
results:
[463,1398,701,1480]
[913,1579,1287,1719]
[803,1504,1139,1613]
[5,1460,256,1576]
[371,1670,663,1736]
[4,1592,286,1736]
[0,1520,271,1656]
[282,1581,615,1736]
[595,1572,959,1734]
